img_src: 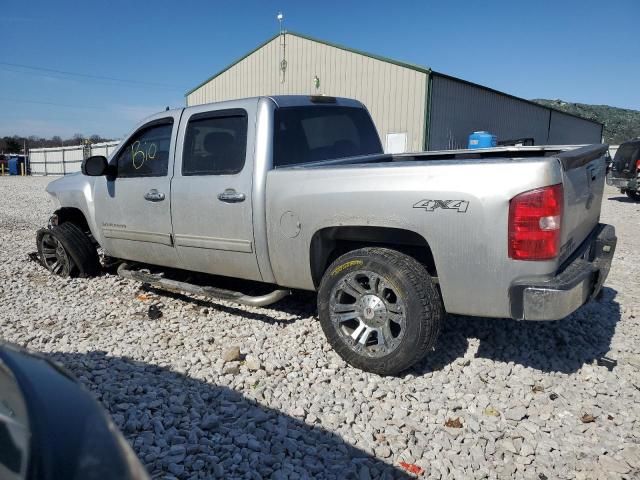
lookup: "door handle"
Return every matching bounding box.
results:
[144,189,165,202]
[218,189,245,203]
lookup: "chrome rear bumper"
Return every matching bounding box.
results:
[510,224,616,321]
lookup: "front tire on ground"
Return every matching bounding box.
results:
[36,223,100,278]
[626,190,640,201]
[318,247,443,376]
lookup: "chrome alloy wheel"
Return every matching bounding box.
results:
[329,270,406,357]
[39,231,71,276]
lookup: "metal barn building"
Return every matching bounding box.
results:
[186,32,603,152]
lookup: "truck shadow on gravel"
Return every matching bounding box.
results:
[142,286,318,325]
[608,196,638,203]
[46,350,411,480]
[141,280,622,377]
[412,287,622,375]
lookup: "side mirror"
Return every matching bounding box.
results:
[81,155,108,176]
[0,343,149,480]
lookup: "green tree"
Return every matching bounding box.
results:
[4,137,20,153]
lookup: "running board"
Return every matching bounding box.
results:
[117,263,291,307]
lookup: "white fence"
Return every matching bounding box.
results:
[29,141,120,176]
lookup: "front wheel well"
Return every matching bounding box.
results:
[54,207,91,235]
[309,226,437,287]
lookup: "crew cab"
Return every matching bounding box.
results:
[38,95,617,375]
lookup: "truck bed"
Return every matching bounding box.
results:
[267,144,608,318]
[278,145,596,169]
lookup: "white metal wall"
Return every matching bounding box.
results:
[187,34,428,152]
[29,141,120,176]
[89,142,120,158]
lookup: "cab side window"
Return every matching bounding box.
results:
[116,119,174,178]
[182,110,247,176]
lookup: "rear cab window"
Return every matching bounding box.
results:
[273,106,383,167]
[182,109,248,176]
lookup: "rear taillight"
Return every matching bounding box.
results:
[508,184,563,260]
[635,159,640,171]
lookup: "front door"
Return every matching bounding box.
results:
[171,100,261,281]
[93,111,182,268]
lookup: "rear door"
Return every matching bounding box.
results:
[93,112,182,268]
[171,100,261,281]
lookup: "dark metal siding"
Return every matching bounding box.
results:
[427,74,603,150]
[547,110,602,144]
[428,74,550,150]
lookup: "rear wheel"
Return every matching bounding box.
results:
[318,247,443,375]
[37,223,99,278]
[626,190,640,201]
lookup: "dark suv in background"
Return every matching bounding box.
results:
[607,139,640,201]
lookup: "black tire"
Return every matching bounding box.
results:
[318,247,443,375]
[626,190,640,201]
[36,223,100,278]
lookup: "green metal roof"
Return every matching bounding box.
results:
[185,31,432,97]
[289,31,431,75]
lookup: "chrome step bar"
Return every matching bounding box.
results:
[117,263,291,307]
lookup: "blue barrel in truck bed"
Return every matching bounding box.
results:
[468,131,497,149]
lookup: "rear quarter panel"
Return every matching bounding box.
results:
[266,158,564,318]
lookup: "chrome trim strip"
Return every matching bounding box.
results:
[103,228,172,246]
[173,234,253,253]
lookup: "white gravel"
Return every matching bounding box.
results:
[1,176,639,480]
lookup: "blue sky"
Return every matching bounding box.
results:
[1,0,638,139]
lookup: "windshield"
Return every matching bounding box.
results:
[273,106,383,167]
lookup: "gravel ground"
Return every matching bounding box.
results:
[1,176,639,480]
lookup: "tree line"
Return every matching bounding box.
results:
[1,134,116,154]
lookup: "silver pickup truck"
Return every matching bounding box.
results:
[39,95,617,375]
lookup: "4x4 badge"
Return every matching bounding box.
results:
[413,200,469,213]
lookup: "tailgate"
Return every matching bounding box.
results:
[556,145,608,262]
